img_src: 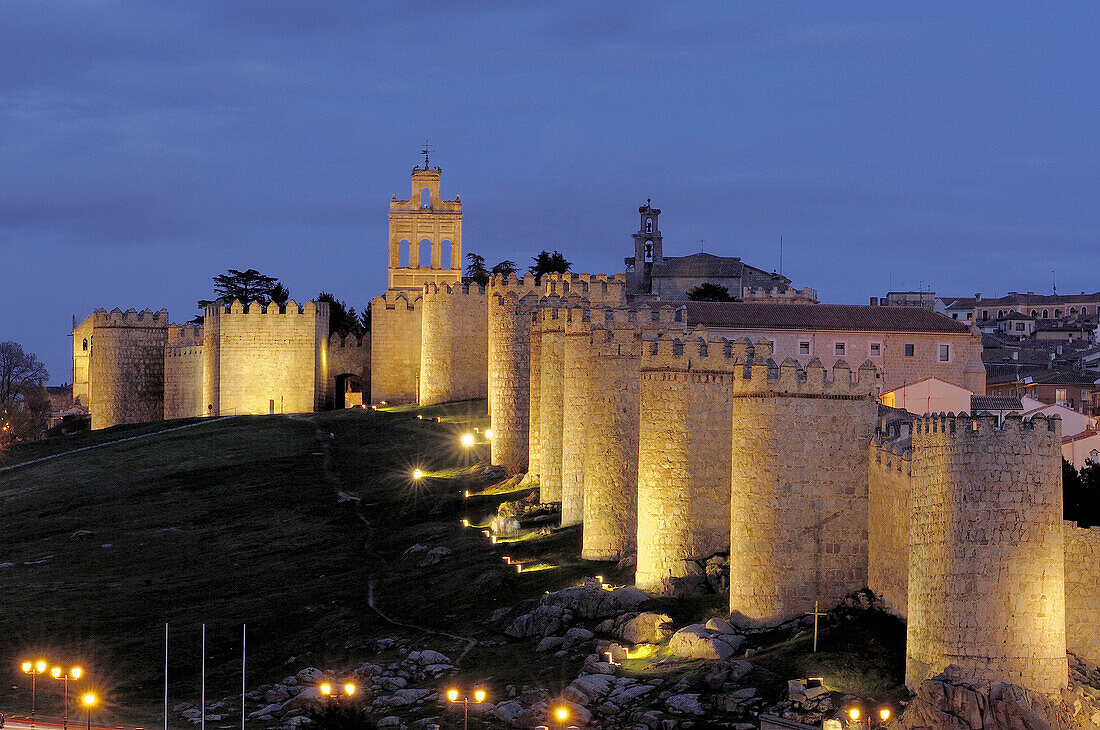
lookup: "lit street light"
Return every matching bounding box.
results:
[554,705,569,729]
[81,694,95,730]
[446,687,486,730]
[461,433,474,447]
[52,666,83,730]
[319,681,356,699]
[21,659,48,730]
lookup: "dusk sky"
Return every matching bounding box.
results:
[3,3,1099,384]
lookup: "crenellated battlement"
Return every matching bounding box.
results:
[872,436,913,475]
[488,273,541,297]
[912,411,1061,438]
[741,284,819,303]
[167,324,203,345]
[329,332,366,348]
[541,272,627,303]
[564,305,593,333]
[371,290,421,312]
[93,307,170,327]
[211,299,327,317]
[422,281,486,296]
[165,344,203,357]
[597,304,686,328]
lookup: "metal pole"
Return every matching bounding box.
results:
[31,670,36,730]
[63,676,69,730]
[201,624,206,730]
[164,623,169,730]
[464,698,469,730]
[241,625,246,730]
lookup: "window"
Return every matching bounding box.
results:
[421,187,431,208]
[982,310,989,320]
[799,342,810,355]
[644,242,653,263]
[966,312,973,320]
[1056,388,1067,403]
[645,217,653,234]
[939,345,950,362]
[82,338,88,351]
[1043,309,1049,318]
[870,343,881,357]
[1015,322,1025,331]
[904,344,915,357]
[835,342,846,356]
[952,313,958,319]
[1090,449,1099,464]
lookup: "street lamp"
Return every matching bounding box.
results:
[319,682,356,699]
[461,433,474,447]
[22,658,49,730]
[876,707,891,727]
[446,687,486,730]
[553,705,569,729]
[52,666,83,730]
[82,693,95,730]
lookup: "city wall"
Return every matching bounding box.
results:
[327,332,371,409]
[868,425,912,618]
[419,282,487,406]
[537,302,565,500]
[1064,522,1100,663]
[561,305,592,526]
[906,413,1067,695]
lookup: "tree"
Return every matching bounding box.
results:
[198,269,286,310]
[270,282,291,306]
[687,282,736,302]
[318,292,368,338]
[490,259,518,278]
[463,253,490,286]
[0,341,49,403]
[528,250,571,282]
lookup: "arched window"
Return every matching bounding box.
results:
[1031,309,1038,317]
[1043,309,1049,318]
[418,239,431,268]
[1070,307,1077,315]
[421,187,431,209]
[82,338,88,351]
[644,242,654,263]
[998,310,1004,318]
[1055,309,1061,318]
[440,240,453,270]
[398,240,410,268]
[645,217,653,234]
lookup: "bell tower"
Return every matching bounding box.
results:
[626,200,662,296]
[387,147,463,291]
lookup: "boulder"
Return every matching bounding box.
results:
[562,674,614,705]
[541,585,648,620]
[376,718,401,728]
[535,636,564,653]
[418,547,453,567]
[669,624,741,660]
[612,612,674,644]
[407,649,451,666]
[505,604,569,638]
[563,627,596,650]
[490,515,522,536]
[704,617,736,635]
[665,693,705,716]
[490,699,542,727]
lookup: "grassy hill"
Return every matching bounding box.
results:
[0,402,907,729]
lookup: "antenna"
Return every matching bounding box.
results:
[779,235,783,277]
[699,238,704,253]
[420,140,431,169]
[1052,270,1057,295]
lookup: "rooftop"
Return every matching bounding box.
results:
[684,302,973,334]
[971,395,1023,411]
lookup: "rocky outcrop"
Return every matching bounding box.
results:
[610,612,674,644]
[669,623,745,660]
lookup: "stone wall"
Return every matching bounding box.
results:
[582,305,686,561]
[419,282,487,406]
[327,332,371,409]
[527,312,542,482]
[203,300,329,416]
[906,413,1067,695]
[868,427,912,618]
[728,353,878,626]
[72,315,93,406]
[636,330,739,594]
[1064,522,1100,663]
[370,290,421,405]
[487,274,541,473]
[537,303,565,499]
[561,305,593,526]
[164,323,204,420]
[89,308,170,429]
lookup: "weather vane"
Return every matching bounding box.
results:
[421,140,431,169]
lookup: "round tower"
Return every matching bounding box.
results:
[906,412,1067,694]
[527,310,542,482]
[727,353,878,626]
[561,305,594,526]
[636,330,737,594]
[89,308,170,429]
[537,303,566,502]
[487,275,540,473]
[419,282,487,406]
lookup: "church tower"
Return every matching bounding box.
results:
[387,150,463,291]
[626,200,662,296]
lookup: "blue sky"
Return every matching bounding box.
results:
[2,2,1099,383]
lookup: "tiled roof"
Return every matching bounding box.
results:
[971,395,1023,411]
[987,368,1099,386]
[654,253,747,278]
[683,302,973,334]
[944,291,1100,308]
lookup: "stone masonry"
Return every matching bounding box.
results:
[87,308,170,429]
[561,305,593,526]
[419,282,487,406]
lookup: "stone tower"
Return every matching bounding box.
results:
[728,355,878,626]
[419,282,488,406]
[906,412,1067,694]
[88,308,170,430]
[626,201,663,296]
[388,163,463,291]
[487,274,541,473]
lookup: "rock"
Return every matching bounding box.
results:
[669,624,740,660]
[377,717,401,727]
[296,667,324,682]
[490,515,521,536]
[355,662,383,678]
[408,649,451,666]
[505,604,569,638]
[403,543,428,555]
[490,699,541,726]
[377,676,408,691]
[563,627,596,649]
[418,546,453,567]
[249,703,283,718]
[541,585,648,620]
[470,570,508,593]
[536,636,564,652]
[607,683,655,705]
[613,612,675,644]
[285,717,312,729]
[562,674,614,705]
[665,693,705,716]
[490,607,511,623]
[69,530,93,541]
[704,617,736,635]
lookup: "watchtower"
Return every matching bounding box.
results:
[387,154,463,291]
[626,201,663,296]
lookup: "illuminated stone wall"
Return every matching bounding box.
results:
[164,324,204,420]
[370,290,421,405]
[1064,522,1100,663]
[906,413,1067,694]
[582,305,685,561]
[72,315,93,406]
[527,311,542,482]
[327,333,371,409]
[487,274,540,473]
[202,300,328,416]
[868,427,912,618]
[537,303,566,501]
[561,305,593,526]
[88,308,169,429]
[636,330,738,594]
[728,354,878,626]
[419,282,487,406]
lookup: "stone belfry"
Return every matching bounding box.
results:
[387,146,463,290]
[626,200,662,296]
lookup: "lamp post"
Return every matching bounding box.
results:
[52,666,83,730]
[553,705,570,729]
[319,681,356,700]
[446,687,486,730]
[82,693,95,730]
[22,659,48,730]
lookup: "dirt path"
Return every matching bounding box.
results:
[0,417,232,474]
